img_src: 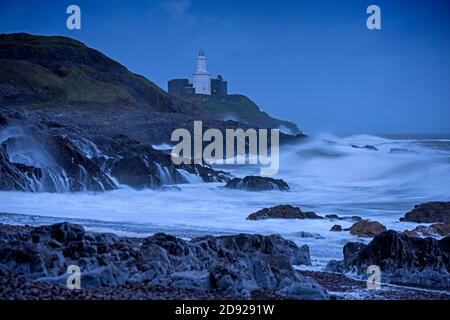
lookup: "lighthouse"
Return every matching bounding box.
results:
[192,50,211,95]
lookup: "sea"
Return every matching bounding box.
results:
[1,133,449,268]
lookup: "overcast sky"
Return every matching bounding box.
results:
[1,0,449,134]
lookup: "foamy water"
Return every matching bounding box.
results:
[1,134,449,267]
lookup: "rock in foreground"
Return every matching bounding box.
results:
[400,201,450,223]
[225,176,289,191]
[247,205,324,221]
[0,223,328,300]
[326,230,450,290]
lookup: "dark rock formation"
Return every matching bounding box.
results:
[330,225,342,232]
[326,230,450,290]
[345,220,387,238]
[351,145,378,151]
[0,108,231,192]
[403,223,450,238]
[325,214,362,221]
[247,205,323,221]
[226,176,289,191]
[400,202,450,223]
[0,223,328,300]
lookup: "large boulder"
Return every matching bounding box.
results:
[225,176,289,191]
[247,204,324,221]
[0,223,328,300]
[328,230,450,289]
[345,220,386,238]
[400,201,450,223]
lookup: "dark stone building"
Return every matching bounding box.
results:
[211,75,227,96]
[167,79,194,96]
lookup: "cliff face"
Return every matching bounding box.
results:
[185,94,301,134]
[0,33,198,114]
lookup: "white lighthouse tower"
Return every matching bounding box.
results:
[192,50,211,95]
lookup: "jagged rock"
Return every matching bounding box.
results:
[0,223,328,300]
[345,220,386,237]
[330,225,342,232]
[339,231,450,289]
[400,202,450,223]
[247,205,323,221]
[351,144,378,151]
[225,176,289,191]
[32,222,85,243]
[403,223,450,237]
[325,214,362,221]
[110,157,162,189]
[0,108,231,192]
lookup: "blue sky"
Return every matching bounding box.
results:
[1,0,449,134]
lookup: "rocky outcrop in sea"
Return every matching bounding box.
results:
[226,176,289,191]
[247,205,323,220]
[0,108,231,192]
[325,230,450,290]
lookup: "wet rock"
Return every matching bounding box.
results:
[0,222,328,300]
[345,220,386,237]
[351,144,378,151]
[339,230,450,289]
[330,225,342,232]
[33,223,85,243]
[400,201,450,223]
[225,176,289,191]
[110,157,161,189]
[324,260,344,273]
[0,108,231,192]
[403,223,450,238]
[325,214,362,221]
[247,205,324,220]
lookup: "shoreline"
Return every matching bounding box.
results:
[1,222,449,300]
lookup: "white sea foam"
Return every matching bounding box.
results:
[1,134,449,266]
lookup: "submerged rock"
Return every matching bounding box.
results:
[225,176,289,191]
[351,144,378,151]
[400,201,450,223]
[325,214,362,222]
[0,223,328,300]
[330,225,342,232]
[345,220,386,238]
[247,204,324,221]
